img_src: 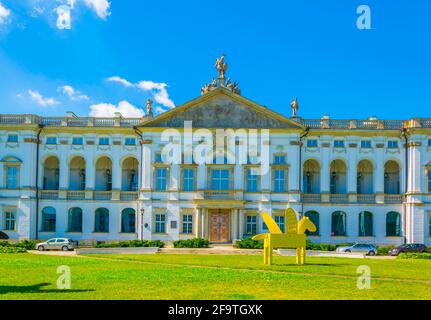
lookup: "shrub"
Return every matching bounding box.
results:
[235,238,263,249]
[398,253,431,260]
[173,238,209,248]
[16,240,37,250]
[377,246,395,256]
[0,241,12,247]
[306,241,337,252]
[0,246,27,254]
[96,240,164,248]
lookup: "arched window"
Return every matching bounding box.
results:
[304,211,319,236]
[68,208,83,233]
[41,207,56,232]
[386,212,401,237]
[121,208,136,233]
[330,160,347,194]
[94,208,109,233]
[122,158,139,191]
[384,161,400,194]
[359,211,373,237]
[303,160,320,194]
[43,156,60,190]
[95,157,112,191]
[69,157,86,191]
[357,160,373,194]
[331,211,346,236]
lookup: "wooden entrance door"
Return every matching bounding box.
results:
[209,210,231,243]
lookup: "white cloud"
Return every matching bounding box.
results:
[106,76,133,88]
[89,100,144,118]
[83,0,111,19]
[56,5,71,30]
[58,85,89,101]
[0,2,11,25]
[137,80,175,109]
[28,89,59,106]
[107,76,176,110]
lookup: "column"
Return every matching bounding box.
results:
[141,142,152,196]
[85,152,95,200]
[238,209,245,239]
[195,209,201,238]
[111,153,121,200]
[58,148,69,199]
[347,152,357,203]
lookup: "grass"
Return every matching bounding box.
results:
[0,253,431,300]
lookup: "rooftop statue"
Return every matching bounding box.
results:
[146,98,154,118]
[215,53,228,80]
[291,97,299,117]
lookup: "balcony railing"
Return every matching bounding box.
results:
[120,192,138,201]
[40,190,59,200]
[204,190,235,200]
[357,194,376,204]
[385,194,403,204]
[302,194,322,203]
[330,194,349,203]
[296,118,406,130]
[67,191,86,200]
[94,191,112,201]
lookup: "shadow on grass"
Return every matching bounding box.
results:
[0,283,95,294]
[272,263,347,267]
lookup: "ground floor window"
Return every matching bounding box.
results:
[94,208,109,233]
[4,209,15,231]
[359,211,373,237]
[182,214,193,234]
[68,207,82,233]
[304,211,319,236]
[155,214,166,233]
[121,208,136,233]
[41,207,56,232]
[386,211,401,237]
[245,215,257,235]
[332,211,346,236]
[274,214,285,233]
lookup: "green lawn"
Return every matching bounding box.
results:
[0,253,430,300]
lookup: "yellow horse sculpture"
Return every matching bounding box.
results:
[252,208,316,265]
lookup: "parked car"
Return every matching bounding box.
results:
[36,238,75,251]
[336,243,377,256]
[389,243,428,256]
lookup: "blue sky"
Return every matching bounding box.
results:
[0,0,430,119]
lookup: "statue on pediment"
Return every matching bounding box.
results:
[291,97,299,117]
[215,53,228,80]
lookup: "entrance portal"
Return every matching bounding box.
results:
[209,209,231,243]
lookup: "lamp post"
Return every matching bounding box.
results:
[140,208,145,240]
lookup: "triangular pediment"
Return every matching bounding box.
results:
[140,88,304,130]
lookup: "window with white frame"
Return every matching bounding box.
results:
[388,140,399,148]
[46,137,57,145]
[155,214,166,233]
[246,168,259,192]
[182,167,195,192]
[7,135,18,143]
[246,215,257,235]
[274,154,286,165]
[5,165,19,189]
[307,139,318,148]
[182,214,193,234]
[125,137,136,146]
[273,169,286,192]
[156,168,168,191]
[3,209,15,231]
[274,214,285,233]
[361,140,372,148]
[99,137,110,145]
[211,169,230,190]
[334,140,345,148]
[72,137,83,145]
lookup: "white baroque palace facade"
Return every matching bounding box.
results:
[1,86,431,246]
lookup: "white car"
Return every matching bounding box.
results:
[336,243,377,256]
[36,238,75,251]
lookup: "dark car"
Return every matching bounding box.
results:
[389,243,428,256]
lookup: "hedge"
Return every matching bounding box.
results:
[0,246,27,254]
[235,239,263,249]
[398,253,431,260]
[0,240,36,252]
[173,238,209,248]
[96,240,165,248]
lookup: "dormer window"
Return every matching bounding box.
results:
[46,137,57,145]
[334,140,345,148]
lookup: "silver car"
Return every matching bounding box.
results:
[336,243,377,256]
[36,238,75,251]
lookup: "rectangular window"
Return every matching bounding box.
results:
[274,155,286,165]
[72,137,83,145]
[99,137,110,145]
[388,141,399,148]
[246,215,257,235]
[156,168,168,191]
[428,171,431,193]
[307,139,318,148]
[7,135,18,143]
[361,141,372,148]
[155,214,166,233]
[274,215,285,233]
[6,166,18,189]
[428,140,431,147]
[247,169,259,192]
[182,168,195,192]
[274,169,286,192]
[182,215,193,234]
[46,137,57,145]
[125,137,136,146]
[155,152,163,163]
[211,169,230,190]
[4,210,15,231]
[334,140,345,148]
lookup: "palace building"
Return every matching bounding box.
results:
[1,58,431,246]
